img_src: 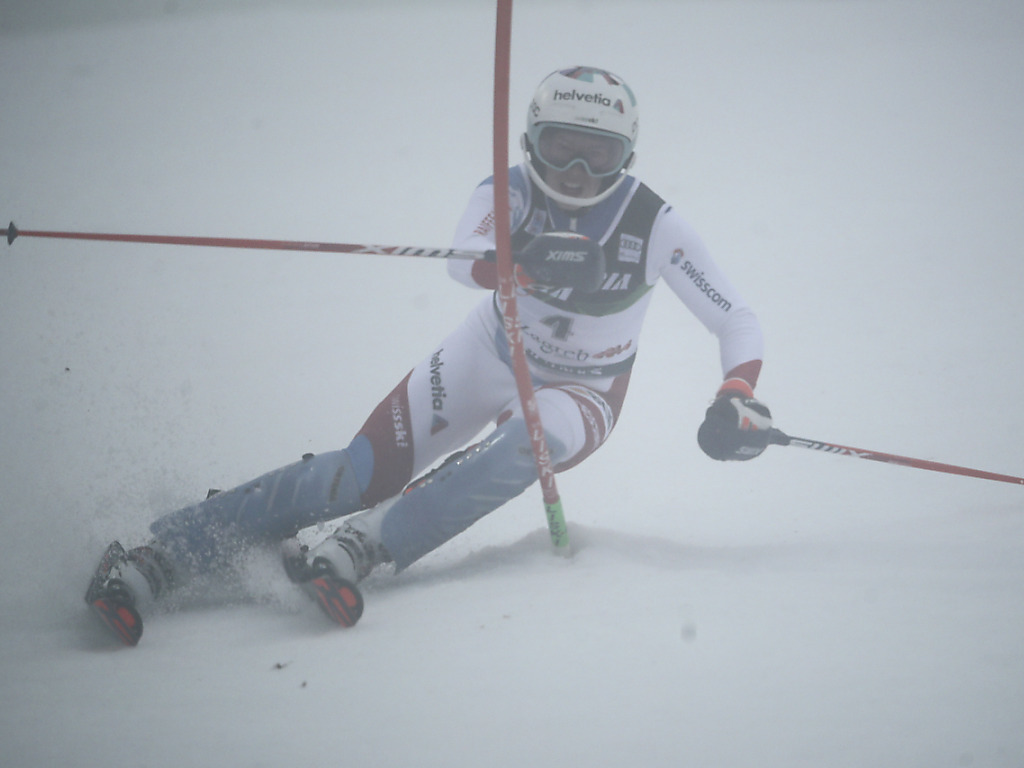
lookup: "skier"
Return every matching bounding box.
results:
[86,66,773,643]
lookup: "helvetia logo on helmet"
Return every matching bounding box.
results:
[553,89,613,107]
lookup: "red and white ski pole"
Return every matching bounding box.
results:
[768,428,1024,486]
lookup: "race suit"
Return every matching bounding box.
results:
[351,164,764,506]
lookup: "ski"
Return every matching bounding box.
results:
[84,542,144,646]
[90,594,144,646]
[308,574,364,628]
[83,539,364,645]
[282,540,365,628]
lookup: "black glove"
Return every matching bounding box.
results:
[697,380,773,461]
[514,232,606,293]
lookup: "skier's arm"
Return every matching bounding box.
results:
[647,208,773,459]
[649,207,764,384]
[447,179,502,289]
[448,168,534,290]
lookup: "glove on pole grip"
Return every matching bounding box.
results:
[697,379,773,461]
[514,232,607,293]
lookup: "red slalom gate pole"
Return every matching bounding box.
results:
[769,428,1024,486]
[6,221,489,261]
[491,0,570,553]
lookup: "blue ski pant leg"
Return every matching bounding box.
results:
[376,375,631,572]
[379,417,567,571]
[149,449,364,576]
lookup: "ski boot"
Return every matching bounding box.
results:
[282,513,389,628]
[84,541,171,646]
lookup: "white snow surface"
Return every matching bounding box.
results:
[2,1,1023,766]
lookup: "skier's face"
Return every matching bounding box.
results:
[542,163,602,209]
[533,124,628,209]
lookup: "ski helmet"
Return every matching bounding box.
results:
[523,66,639,208]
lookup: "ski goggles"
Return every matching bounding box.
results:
[532,125,630,178]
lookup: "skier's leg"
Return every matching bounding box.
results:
[304,378,631,576]
[292,309,524,581]
[351,301,523,508]
[379,413,567,570]
[378,379,625,570]
[144,301,516,586]
[147,448,366,577]
[85,448,368,618]
[296,415,561,581]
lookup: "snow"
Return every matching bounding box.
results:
[1,1,1023,765]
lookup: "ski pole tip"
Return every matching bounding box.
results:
[6,221,18,245]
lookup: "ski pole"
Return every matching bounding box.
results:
[5,221,490,262]
[768,428,1024,486]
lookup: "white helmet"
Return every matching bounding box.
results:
[523,66,639,208]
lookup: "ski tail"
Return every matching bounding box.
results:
[309,574,364,628]
[89,595,143,646]
[85,541,145,646]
